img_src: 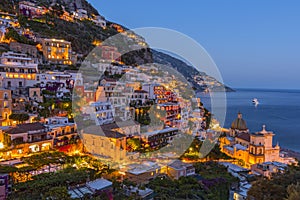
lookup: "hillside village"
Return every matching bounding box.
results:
[0,1,298,200]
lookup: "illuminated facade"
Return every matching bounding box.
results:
[19,1,47,18]
[45,117,77,148]
[0,52,38,91]
[100,46,121,62]
[221,113,283,167]
[0,89,12,126]
[41,38,74,65]
[82,101,115,126]
[81,125,127,162]
[2,122,52,156]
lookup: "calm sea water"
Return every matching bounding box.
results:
[198,89,300,152]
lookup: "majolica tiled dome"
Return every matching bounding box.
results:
[231,112,248,130]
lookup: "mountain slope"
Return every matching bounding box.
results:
[152,50,234,92]
[1,0,233,91]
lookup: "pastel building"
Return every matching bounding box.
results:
[40,38,74,65]
[92,15,106,28]
[2,122,52,155]
[0,51,38,91]
[161,160,195,180]
[82,101,114,126]
[251,161,287,178]
[0,89,12,126]
[100,46,121,62]
[122,161,161,184]
[81,125,127,162]
[19,1,47,18]
[45,117,77,148]
[220,113,284,166]
[141,127,178,150]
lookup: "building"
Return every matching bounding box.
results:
[220,113,283,166]
[124,186,154,200]
[0,174,9,200]
[157,102,181,127]
[45,117,77,148]
[101,120,140,137]
[0,27,5,43]
[19,1,47,18]
[122,161,161,184]
[92,15,106,28]
[0,89,12,126]
[230,182,251,200]
[40,38,74,65]
[81,125,127,162]
[0,51,38,91]
[9,42,38,58]
[162,159,195,180]
[130,89,149,105]
[28,87,43,103]
[251,161,287,178]
[99,78,131,121]
[142,84,177,104]
[68,178,113,199]
[72,9,88,20]
[100,46,121,62]
[82,101,114,126]
[141,127,178,149]
[2,122,52,155]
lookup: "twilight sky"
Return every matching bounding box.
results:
[89,0,300,89]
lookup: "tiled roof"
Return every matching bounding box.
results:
[6,122,46,134]
[134,90,148,94]
[83,125,125,139]
[236,132,250,142]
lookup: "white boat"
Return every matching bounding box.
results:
[252,98,259,106]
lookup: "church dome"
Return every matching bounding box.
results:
[231,112,248,130]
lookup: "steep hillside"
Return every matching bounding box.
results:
[152,50,234,92]
[0,0,232,91]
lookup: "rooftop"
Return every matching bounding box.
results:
[83,125,125,139]
[236,132,250,142]
[168,159,193,170]
[86,178,112,191]
[6,122,46,134]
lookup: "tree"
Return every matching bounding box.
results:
[9,113,30,124]
[127,138,141,151]
[285,182,300,200]
[43,186,71,200]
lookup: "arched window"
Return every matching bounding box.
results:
[4,93,8,99]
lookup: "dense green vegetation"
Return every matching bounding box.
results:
[180,137,231,161]
[0,0,16,14]
[9,113,30,124]
[0,151,113,200]
[4,27,36,45]
[247,165,300,200]
[144,161,238,200]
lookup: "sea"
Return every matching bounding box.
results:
[197,88,300,153]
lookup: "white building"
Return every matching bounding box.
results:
[130,89,149,105]
[82,101,114,125]
[0,52,38,92]
[38,71,83,87]
[72,9,88,20]
[92,15,106,28]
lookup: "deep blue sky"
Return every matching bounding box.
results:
[89,0,300,89]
